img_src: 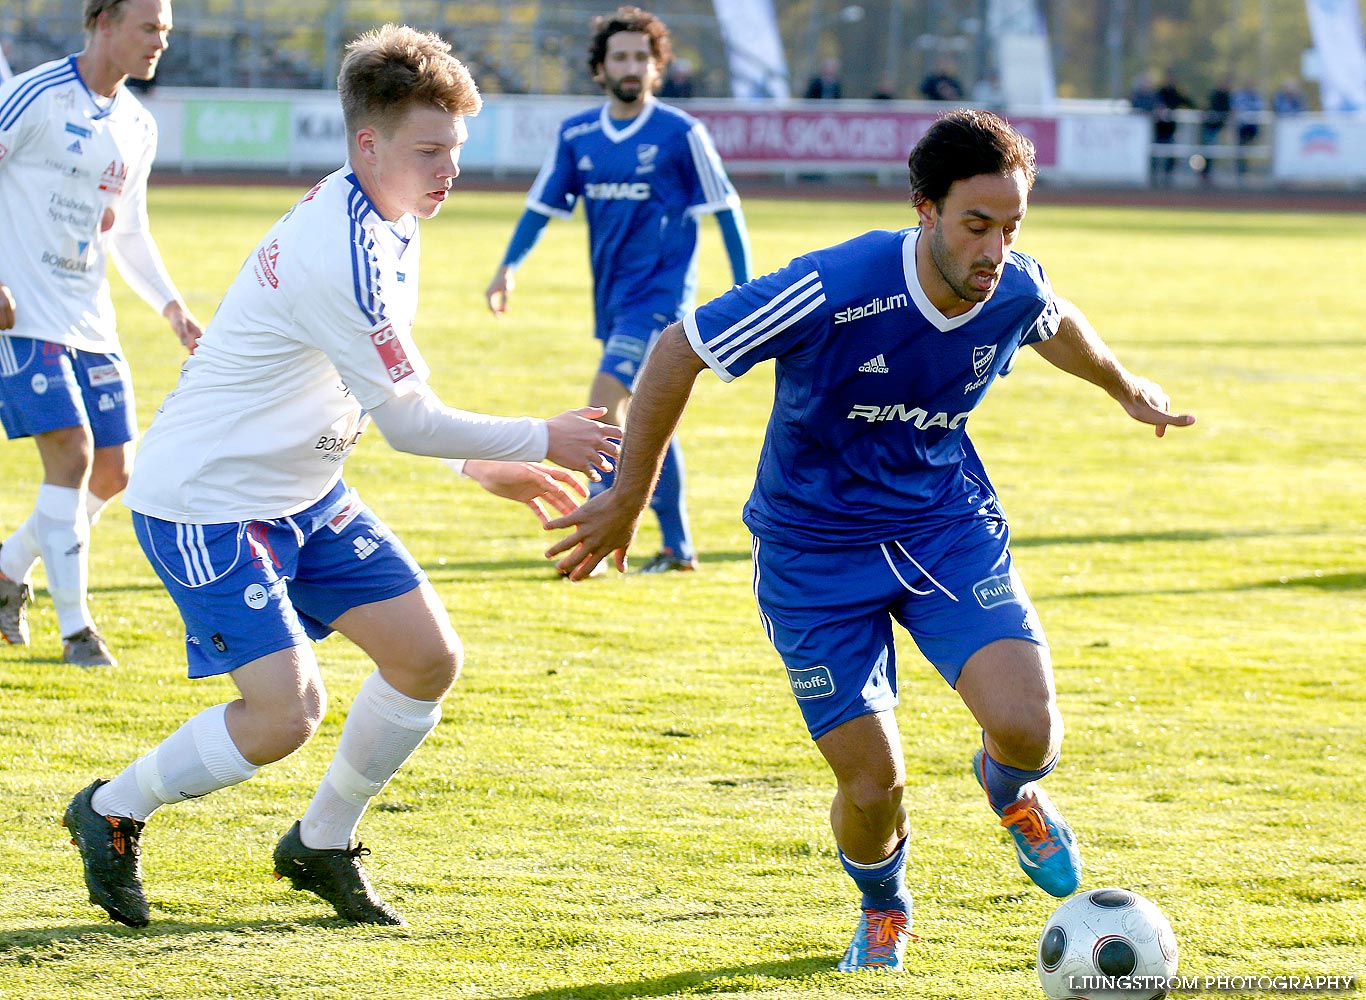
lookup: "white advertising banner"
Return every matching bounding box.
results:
[712,0,790,100]
[1055,114,1150,183]
[1304,0,1366,112]
[1272,115,1366,179]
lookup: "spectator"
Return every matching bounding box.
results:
[1129,70,1158,113]
[659,56,694,98]
[919,58,965,102]
[1273,77,1307,115]
[871,73,896,100]
[805,56,843,100]
[1199,77,1232,184]
[1151,71,1194,186]
[1230,80,1264,181]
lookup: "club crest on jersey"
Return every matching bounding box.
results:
[370,323,414,383]
[636,143,658,174]
[254,239,281,289]
[98,159,127,195]
[972,344,997,378]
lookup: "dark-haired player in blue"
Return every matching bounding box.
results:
[486,5,750,574]
[547,110,1195,971]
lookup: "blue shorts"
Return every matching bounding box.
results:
[0,336,137,446]
[751,513,1047,740]
[597,309,675,391]
[132,480,425,678]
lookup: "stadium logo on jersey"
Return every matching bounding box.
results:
[64,122,93,139]
[847,404,971,429]
[786,664,835,700]
[98,159,127,195]
[577,154,594,171]
[585,181,651,201]
[370,323,414,383]
[973,573,1019,609]
[636,143,658,174]
[254,239,281,289]
[858,353,889,374]
[834,293,908,325]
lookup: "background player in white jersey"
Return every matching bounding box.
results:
[485,6,751,574]
[0,0,202,667]
[547,111,1195,970]
[61,24,620,929]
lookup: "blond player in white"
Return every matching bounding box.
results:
[0,0,202,667]
[61,24,620,928]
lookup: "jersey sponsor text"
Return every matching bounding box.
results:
[847,403,971,429]
[584,181,651,201]
[834,292,908,325]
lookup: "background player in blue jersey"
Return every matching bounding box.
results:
[485,6,751,574]
[0,0,202,666]
[547,110,1195,971]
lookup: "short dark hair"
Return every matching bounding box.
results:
[587,6,672,81]
[907,110,1037,208]
[338,24,481,138]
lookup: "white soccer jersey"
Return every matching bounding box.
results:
[0,56,178,352]
[125,168,435,523]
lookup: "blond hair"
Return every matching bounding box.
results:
[339,24,481,136]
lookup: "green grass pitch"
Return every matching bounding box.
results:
[0,184,1362,999]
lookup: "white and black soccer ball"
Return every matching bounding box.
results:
[1037,888,1178,1000]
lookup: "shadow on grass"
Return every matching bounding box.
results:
[419,548,757,576]
[0,914,339,954]
[1048,569,1363,602]
[492,956,837,1000]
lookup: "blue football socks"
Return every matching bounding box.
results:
[648,437,694,561]
[976,739,1058,814]
[839,836,912,914]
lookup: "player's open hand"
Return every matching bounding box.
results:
[463,459,588,526]
[164,300,204,353]
[0,283,15,330]
[1118,376,1195,437]
[544,406,622,480]
[485,267,514,315]
[544,490,640,580]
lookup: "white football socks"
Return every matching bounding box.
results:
[300,671,442,850]
[32,484,92,637]
[92,704,259,822]
[3,490,111,584]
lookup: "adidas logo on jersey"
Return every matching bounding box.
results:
[578,155,594,171]
[859,353,890,373]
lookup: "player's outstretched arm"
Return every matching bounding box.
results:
[1032,297,1195,438]
[543,405,622,480]
[0,282,15,330]
[545,323,708,579]
[461,459,588,526]
[486,210,551,315]
[163,299,203,353]
[484,265,514,315]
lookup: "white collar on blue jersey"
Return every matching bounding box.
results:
[903,228,987,332]
[598,101,656,143]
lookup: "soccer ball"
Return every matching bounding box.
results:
[1037,888,1178,999]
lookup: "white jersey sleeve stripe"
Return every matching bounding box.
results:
[345,189,385,324]
[0,62,76,128]
[685,126,726,206]
[703,270,822,357]
[713,291,826,369]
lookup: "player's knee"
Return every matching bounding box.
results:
[410,631,463,694]
[989,703,1062,771]
[841,769,905,828]
[248,684,327,763]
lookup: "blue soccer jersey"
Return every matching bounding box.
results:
[527,101,739,339]
[683,228,1061,550]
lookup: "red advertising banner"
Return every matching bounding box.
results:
[687,106,1057,167]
